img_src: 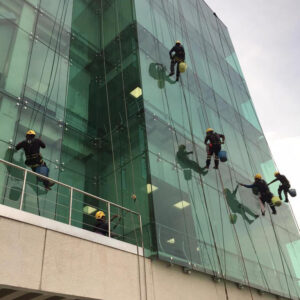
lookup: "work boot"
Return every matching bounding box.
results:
[271,206,277,215]
[205,159,210,169]
[44,180,55,191]
[48,181,55,188]
[213,160,219,169]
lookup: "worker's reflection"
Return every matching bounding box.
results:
[224,185,259,224]
[149,63,176,89]
[176,145,208,180]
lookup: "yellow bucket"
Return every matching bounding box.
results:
[271,196,282,207]
[179,62,187,73]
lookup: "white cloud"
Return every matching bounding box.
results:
[206,0,300,137]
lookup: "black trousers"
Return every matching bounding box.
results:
[170,57,183,79]
[206,144,221,168]
[278,184,290,201]
[261,193,276,214]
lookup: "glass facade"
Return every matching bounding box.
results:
[135,0,300,298]
[0,0,299,298]
[0,0,152,247]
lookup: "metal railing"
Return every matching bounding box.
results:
[0,158,143,243]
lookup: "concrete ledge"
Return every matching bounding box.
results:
[0,205,288,300]
[0,204,143,256]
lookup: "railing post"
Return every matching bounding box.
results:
[19,169,28,210]
[139,214,145,255]
[108,202,111,237]
[69,187,73,225]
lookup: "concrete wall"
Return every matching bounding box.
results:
[0,206,289,300]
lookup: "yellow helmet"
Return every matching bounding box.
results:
[95,210,105,220]
[254,174,262,180]
[274,171,280,176]
[206,128,214,133]
[176,40,181,44]
[26,130,36,136]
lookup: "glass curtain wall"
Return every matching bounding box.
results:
[0,0,154,249]
[1,0,300,297]
[134,0,300,297]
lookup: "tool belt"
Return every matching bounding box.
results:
[25,153,43,168]
[173,56,184,62]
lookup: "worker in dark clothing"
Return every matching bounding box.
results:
[176,144,208,176]
[268,172,291,203]
[204,128,225,170]
[16,130,54,190]
[94,210,119,236]
[239,174,277,215]
[224,185,259,224]
[169,40,185,81]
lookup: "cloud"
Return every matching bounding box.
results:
[206,0,300,137]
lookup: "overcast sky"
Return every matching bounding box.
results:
[204,0,300,225]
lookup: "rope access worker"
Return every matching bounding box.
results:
[268,172,291,202]
[16,130,54,190]
[168,40,185,81]
[239,174,277,215]
[94,210,119,236]
[204,128,225,170]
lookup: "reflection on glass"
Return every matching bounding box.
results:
[148,62,176,88]
[176,144,208,180]
[224,185,259,224]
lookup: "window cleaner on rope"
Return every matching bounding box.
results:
[204,128,226,170]
[168,40,187,81]
[15,130,54,191]
[268,171,296,202]
[239,174,281,216]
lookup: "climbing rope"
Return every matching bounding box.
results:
[100,0,120,206]
[28,0,65,130]
[149,0,202,271]
[212,12,298,298]
[192,3,271,296]
[151,0,225,276]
